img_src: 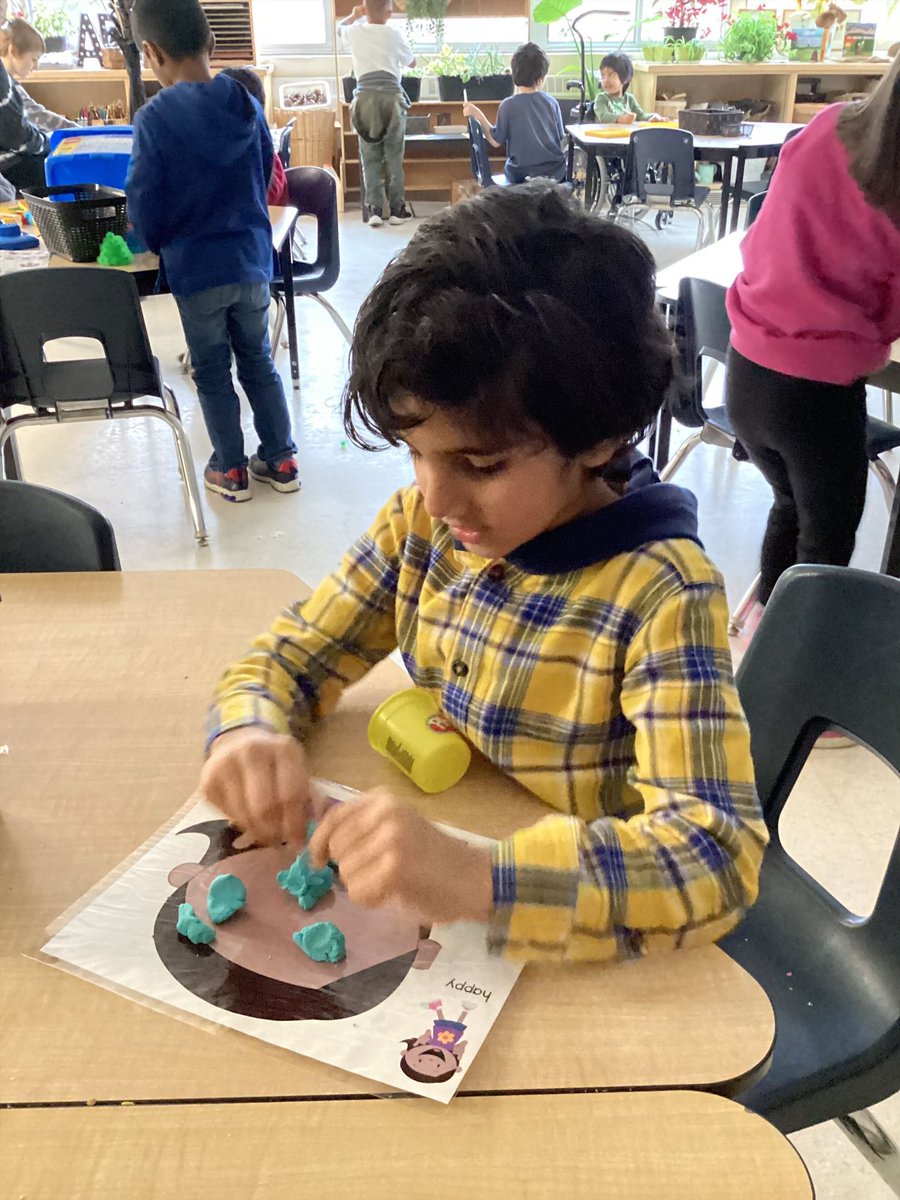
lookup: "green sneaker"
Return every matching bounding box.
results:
[249,454,301,493]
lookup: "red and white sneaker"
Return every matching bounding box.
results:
[249,454,301,493]
[203,464,251,502]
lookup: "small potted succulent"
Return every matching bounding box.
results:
[672,36,706,60]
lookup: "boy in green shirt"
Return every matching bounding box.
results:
[593,53,661,124]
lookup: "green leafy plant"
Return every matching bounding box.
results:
[32,3,72,39]
[720,11,778,62]
[424,45,471,81]
[403,0,449,47]
[468,45,507,77]
[672,36,706,60]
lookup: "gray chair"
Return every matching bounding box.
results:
[722,564,900,1195]
[0,268,208,545]
[613,127,714,252]
[0,479,120,571]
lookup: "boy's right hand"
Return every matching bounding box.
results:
[200,727,313,847]
[617,112,636,125]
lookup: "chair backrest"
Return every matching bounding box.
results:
[283,166,340,293]
[626,127,697,204]
[467,117,495,188]
[0,268,160,408]
[0,479,121,571]
[745,189,767,227]
[277,119,295,169]
[668,276,732,428]
[737,565,900,941]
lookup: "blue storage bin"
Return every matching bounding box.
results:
[45,128,134,190]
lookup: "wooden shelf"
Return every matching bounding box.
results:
[632,58,890,123]
[25,63,276,119]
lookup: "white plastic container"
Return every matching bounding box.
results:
[278,80,332,110]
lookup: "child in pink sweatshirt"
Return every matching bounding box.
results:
[726,55,900,603]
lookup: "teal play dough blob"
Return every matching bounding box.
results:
[176,902,216,945]
[276,851,335,911]
[206,873,247,923]
[292,921,346,963]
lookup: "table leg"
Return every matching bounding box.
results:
[729,153,747,234]
[2,428,23,480]
[567,133,575,185]
[279,227,300,393]
[716,154,734,241]
[654,405,673,473]
[882,480,900,578]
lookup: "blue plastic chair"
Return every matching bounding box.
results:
[270,166,351,356]
[467,117,509,189]
[614,127,713,251]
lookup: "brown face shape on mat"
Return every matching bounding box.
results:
[179,846,425,989]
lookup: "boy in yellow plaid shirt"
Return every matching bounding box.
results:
[201,183,767,964]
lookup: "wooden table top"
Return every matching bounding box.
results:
[569,121,803,153]
[0,1091,813,1199]
[0,570,774,1104]
[655,231,900,367]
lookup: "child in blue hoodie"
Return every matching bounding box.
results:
[127,0,298,502]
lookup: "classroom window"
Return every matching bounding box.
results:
[253,0,332,55]
[403,16,530,50]
[538,1,643,50]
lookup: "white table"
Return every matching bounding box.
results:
[568,123,802,238]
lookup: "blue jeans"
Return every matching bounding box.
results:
[175,282,295,472]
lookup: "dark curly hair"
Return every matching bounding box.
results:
[511,42,549,88]
[342,182,674,458]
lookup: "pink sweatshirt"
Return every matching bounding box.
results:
[727,104,900,385]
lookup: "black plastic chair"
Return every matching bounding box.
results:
[0,269,207,544]
[467,117,509,189]
[0,479,120,571]
[615,127,713,251]
[270,166,351,359]
[277,118,295,169]
[721,564,900,1191]
[745,188,767,227]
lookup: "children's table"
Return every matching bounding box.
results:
[0,568,777,1108]
[2,1091,813,1198]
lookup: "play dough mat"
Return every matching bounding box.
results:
[39,782,522,1103]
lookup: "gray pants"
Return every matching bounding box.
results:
[351,89,408,214]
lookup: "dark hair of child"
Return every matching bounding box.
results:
[132,0,213,59]
[219,66,265,107]
[510,42,549,89]
[399,1039,459,1085]
[837,51,900,225]
[600,52,634,92]
[343,182,674,458]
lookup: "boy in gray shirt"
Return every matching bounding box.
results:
[464,43,565,184]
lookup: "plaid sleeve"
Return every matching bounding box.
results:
[487,575,767,963]
[206,492,407,749]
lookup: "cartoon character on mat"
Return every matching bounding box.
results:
[400,999,478,1084]
[154,820,441,1022]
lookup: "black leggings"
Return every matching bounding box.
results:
[725,346,868,603]
[1,152,48,193]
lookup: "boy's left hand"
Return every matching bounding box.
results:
[308,790,494,924]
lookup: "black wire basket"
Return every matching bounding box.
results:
[21,184,128,262]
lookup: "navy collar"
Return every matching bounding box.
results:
[505,484,701,575]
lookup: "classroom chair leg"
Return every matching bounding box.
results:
[836,1110,900,1197]
[870,457,898,512]
[729,574,761,636]
[883,388,894,425]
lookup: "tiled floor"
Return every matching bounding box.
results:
[8,204,899,1197]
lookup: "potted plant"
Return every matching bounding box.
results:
[464,46,513,101]
[32,3,72,53]
[426,46,471,102]
[402,0,449,48]
[720,10,779,62]
[656,0,726,43]
[672,36,706,60]
[642,42,675,61]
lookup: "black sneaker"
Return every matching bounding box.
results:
[365,205,383,227]
[204,464,251,502]
[389,205,413,225]
[249,454,301,493]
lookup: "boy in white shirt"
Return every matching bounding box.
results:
[338,0,414,226]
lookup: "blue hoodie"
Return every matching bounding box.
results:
[126,74,273,298]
